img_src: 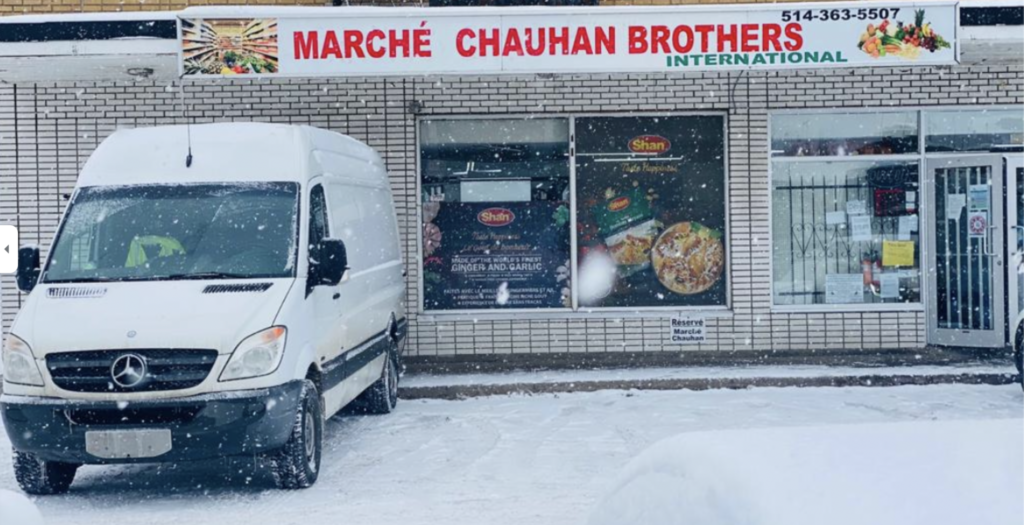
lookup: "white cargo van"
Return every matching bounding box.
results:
[0,123,406,493]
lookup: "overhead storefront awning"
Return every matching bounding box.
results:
[0,1,1020,84]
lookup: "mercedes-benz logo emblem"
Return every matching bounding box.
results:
[110,354,147,388]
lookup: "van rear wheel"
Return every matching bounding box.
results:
[270,379,322,489]
[357,345,399,415]
[13,449,78,495]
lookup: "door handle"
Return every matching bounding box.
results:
[332,293,341,300]
[984,225,998,256]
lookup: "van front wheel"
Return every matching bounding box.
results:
[270,379,322,489]
[13,450,78,495]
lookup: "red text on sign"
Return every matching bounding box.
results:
[294,26,433,60]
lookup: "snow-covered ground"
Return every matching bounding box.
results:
[1,384,1021,525]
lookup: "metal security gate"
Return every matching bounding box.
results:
[926,156,1006,347]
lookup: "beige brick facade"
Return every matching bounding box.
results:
[2,65,1021,357]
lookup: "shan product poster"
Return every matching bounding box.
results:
[576,116,727,308]
[423,201,571,310]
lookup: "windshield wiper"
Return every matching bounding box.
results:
[46,276,148,284]
[162,272,253,281]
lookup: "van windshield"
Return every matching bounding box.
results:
[43,182,300,283]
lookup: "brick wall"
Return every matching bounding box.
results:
[2,65,1021,357]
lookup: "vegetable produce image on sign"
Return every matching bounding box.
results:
[576,116,727,308]
[857,9,950,60]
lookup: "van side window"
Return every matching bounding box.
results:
[309,185,329,264]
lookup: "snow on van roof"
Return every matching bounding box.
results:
[78,123,379,188]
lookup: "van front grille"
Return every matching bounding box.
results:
[47,286,107,299]
[46,349,218,393]
[65,405,202,426]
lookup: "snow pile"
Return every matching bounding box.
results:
[588,442,761,525]
[0,489,45,525]
[590,419,1023,525]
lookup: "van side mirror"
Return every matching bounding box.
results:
[315,239,349,287]
[17,245,40,293]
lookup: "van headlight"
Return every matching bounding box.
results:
[3,334,44,386]
[220,327,286,382]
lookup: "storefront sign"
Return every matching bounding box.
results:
[423,201,570,310]
[179,2,957,77]
[670,315,706,344]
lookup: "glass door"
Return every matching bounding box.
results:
[926,156,1006,347]
[1008,155,1024,323]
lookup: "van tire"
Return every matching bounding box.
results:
[13,449,78,495]
[359,346,399,415]
[270,379,322,489]
[1014,321,1023,375]
[1014,321,1023,391]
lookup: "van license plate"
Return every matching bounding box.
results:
[85,429,172,459]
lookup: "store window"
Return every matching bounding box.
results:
[575,116,728,308]
[772,159,922,306]
[771,112,918,157]
[925,109,1024,152]
[420,118,571,311]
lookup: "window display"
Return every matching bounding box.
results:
[771,160,922,306]
[420,118,571,310]
[771,112,918,157]
[925,109,1024,152]
[575,116,728,308]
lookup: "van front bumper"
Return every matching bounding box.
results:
[0,380,304,464]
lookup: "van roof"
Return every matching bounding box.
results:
[78,123,381,188]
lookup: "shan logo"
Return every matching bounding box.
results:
[629,135,671,154]
[478,208,515,227]
[607,196,631,212]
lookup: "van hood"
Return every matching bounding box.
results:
[14,279,294,357]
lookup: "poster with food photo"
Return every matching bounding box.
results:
[575,116,727,308]
[182,18,279,76]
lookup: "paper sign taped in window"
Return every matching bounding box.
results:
[845,200,868,216]
[826,211,847,226]
[849,215,873,242]
[825,273,864,304]
[946,194,966,220]
[882,240,915,267]
[879,273,900,299]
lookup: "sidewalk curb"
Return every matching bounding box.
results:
[403,347,1012,376]
[399,372,1020,400]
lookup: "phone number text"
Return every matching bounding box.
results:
[781,8,901,22]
